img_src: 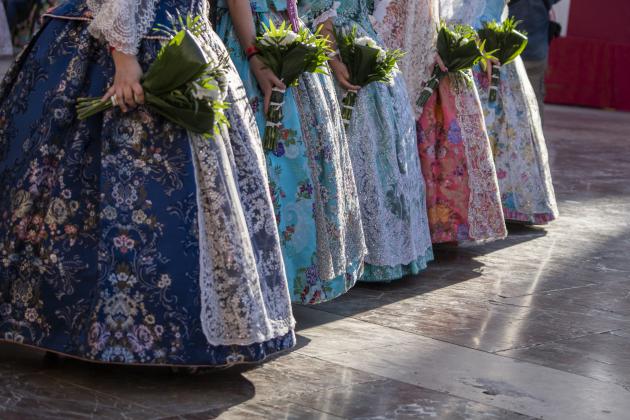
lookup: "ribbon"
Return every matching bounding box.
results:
[286,0,300,32]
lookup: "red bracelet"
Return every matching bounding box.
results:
[245,46,259,60]
[109,45,116,54]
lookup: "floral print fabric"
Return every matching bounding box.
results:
[466,0,559,224]
[374,0,506,243]
[216,3,366,303]
[300,0,434,281]
[0,0,296,366]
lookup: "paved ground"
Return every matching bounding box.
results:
[1,53,630,418]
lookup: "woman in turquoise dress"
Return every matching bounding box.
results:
[216,0,366,303]
[442,0,558,224]
[299,0,433,282]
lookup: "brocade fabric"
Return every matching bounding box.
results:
[0,0,296,366]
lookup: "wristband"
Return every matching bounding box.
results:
[245,46,259,60]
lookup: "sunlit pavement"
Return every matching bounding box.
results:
[1,53,629,419]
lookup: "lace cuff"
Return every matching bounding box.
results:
[313,1,341,27]
[87,0,158,55]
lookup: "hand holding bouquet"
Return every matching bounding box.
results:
[417,22,486,109]
[477,17,528,102]
[334,26,405,130]
[255,20,332,153]
[77,16,229,137]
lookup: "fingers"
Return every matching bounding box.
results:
[132,83,145,105]
[269,73,286,90]
[102,86,116,102]
[338,77,360,92]
[116,87,128,113]
[123,86,137,109]
[435,54,448,72]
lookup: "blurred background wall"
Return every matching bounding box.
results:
[546,0,630,111]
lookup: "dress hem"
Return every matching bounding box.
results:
[0,332,296,368]
[504,208,557,225]
[360,247,434,283]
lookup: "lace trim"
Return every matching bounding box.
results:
[190,27,295,346]
[373,0,439,116]
[451,73,507,242]
[372,0,393,22]
[191,132,294,345]
[86,0,158,55]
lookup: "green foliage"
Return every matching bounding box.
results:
[436,21,486,73]
[334,26,405,87]
[77,15,230,138]
[255,20,332,87]
[478,17,528,66]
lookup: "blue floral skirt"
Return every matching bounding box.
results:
[216,9,367,304]
[0,16,296,366]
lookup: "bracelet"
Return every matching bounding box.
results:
[109,45,116,54]
[247,51,260,61]
[245,46,259,60]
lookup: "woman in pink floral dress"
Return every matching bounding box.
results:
[373,0,507,244]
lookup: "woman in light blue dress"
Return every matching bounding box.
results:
[442,0,558,224]
[299,0,433,282]
[216,0,366,303]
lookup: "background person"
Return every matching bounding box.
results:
[509,0,562,118]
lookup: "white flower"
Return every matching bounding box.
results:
[355,36,377,48]
[276,31,299,46]
[376,48,387,63]
[260,31,299,47]
[190,81,221,102]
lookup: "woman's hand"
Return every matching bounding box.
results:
[329,58,361,92]
[435,54,448,73]
[102,50,145,113]
[250,55,286,114]
[486,57,500,80]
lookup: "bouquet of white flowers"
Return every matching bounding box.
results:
[77,16,229,137]
[255,21,332,152]
[334,26,404,129]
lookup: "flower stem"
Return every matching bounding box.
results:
[263,87,286,153]
[417,65,447,108]
[76,96,113,120]
[488,64,501,102]
[341,89,358,131]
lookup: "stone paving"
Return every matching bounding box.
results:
[1,53,629,418]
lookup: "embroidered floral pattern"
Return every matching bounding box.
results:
[0,0,295,366]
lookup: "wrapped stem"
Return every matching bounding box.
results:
[417,64,447,109]
[76,97,114,120]
[341,89,358,131]
[263,87,286,153]
[488,64,501,102]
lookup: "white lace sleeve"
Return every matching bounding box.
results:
[313,1,341,27]
[87,0,158,55]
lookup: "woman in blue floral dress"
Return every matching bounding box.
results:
[0,0,296,366]
[442,0,558,225]
[298,0,433,282]
[216,0,366,303]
